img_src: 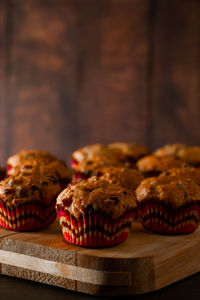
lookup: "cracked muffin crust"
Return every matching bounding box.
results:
[92,166,143,191]
[57,177,136,219]
[71,144,124,179]
[7,150,58,175]
[159,166,200,185]
[108,142,150,168]
[6,150,72,188]
[136,155,185,177]
[153,144,186,157]
[154,144,200,167]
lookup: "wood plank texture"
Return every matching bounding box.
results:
[0,0,200,164]
[152,0,200,148]
[0,0,8,164]
[0,221,199,296]
[76,0,149,147]
[1,0,150,165]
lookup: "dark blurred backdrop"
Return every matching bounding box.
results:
[0,0,200,164]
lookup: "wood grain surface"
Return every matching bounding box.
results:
[0,220,200,296]
[0,0,200,163]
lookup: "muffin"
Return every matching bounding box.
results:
[7,150,59,176]
[137,155,185,177]
[0,167,6,181]
[56,178,137,247]
[136,176,200,234]
[160,166,200,184]
[9,159,72,190]
[153,144,186,157]
[92,166,144,191]
[154,144,200,167]
[0,173,61,231]
[6,150,72,189]
[108,142,150,168]
[71,144,124,181]
[176,146,200,167]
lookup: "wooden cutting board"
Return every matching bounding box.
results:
[0,219,199,296]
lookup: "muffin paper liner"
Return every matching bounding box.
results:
[0,199,57,231]
[57,209,136,247]
[137,199,200,234]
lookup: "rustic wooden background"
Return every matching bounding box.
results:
[0,0,200,164]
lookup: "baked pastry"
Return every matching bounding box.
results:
[7,150,58,175]
[154,144,200,167]
[176,146,200,167]
[137,155,185,177]
[136,175,200,234]
[92,166,143,191]
[160,166,200,184]
[108,142,150,168]
[0,174,61,231]
[7,150,72,189]
[0,167,6,181]
[71,144,124,181]
[56,177,137,247]
[154,144,186,157]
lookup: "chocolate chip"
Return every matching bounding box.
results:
[110,197,119,205]
[85,204,95,213]
[94,171,103,178]
[85,170,92,177]
[177,182,185,190]
[16,187,28,198]
[46,176,59,184]
[31,185,40,193]
[162,170,170,176]
[62,197,73,207]
[183,163,192,169]
[122,191,127,196]
[4,188,14,195]
[40,180,48,186]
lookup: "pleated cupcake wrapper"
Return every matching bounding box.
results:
[0,199,57,231]
[137,200,200,234]
[57,209,136,247]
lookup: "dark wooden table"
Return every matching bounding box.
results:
[0,273,200,300]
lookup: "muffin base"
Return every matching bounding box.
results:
[137,199,200,234]
[0,199,57,231]
[57,209,136,247]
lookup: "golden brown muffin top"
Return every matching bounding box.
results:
[136,176,200,208]
[8,159,72,181]
[72,144,124,174]
[159,167,200,185]
[108,142,150,160]
[56,177,137,219]
[136,155,185,175]
[0,174,61,206]
[72,144,107,163]
[7,150,58,175]
[177,147,200,165]
[154,144,200,166]
[93,166,143,191]
[153,144,186,157]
